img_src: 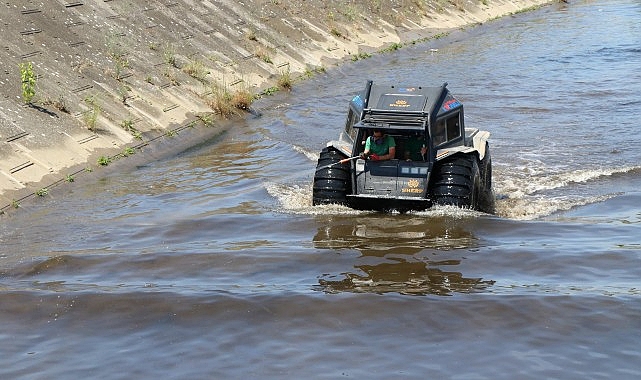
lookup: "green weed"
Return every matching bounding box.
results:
[196,113,215,127]
[83,95,101,131]
[97,156,111,166]
[19,62,36,104]
[380,42,403,53]
[121,118,134,131]
[351,52,372,61]
[260,86,279,97]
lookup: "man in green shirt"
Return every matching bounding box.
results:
[362,129,396,161]
[404,133,427,161]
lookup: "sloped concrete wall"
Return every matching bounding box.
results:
[0,0,550,210]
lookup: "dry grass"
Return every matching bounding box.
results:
[230,88,254,111]
[183,59,209,82]
[277,69,292,90]
[207,82,255,117]
[254,46,273,64]
[41,95,69,113]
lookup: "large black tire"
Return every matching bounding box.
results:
[478,144,495,214]
[430,154,481,210]
[312,147,351,206]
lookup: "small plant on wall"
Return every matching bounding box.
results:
[163,43,178,68]
[41,95,69,113]
[97,156,111,166]
[207,81,255,117]
[83,95,101,131]
[277,67,292,90]
[122,147,135,156]
[196,112,215,127]
[208,83,234,117]
[19,62,36,104]
[117,84,131,104]
[183,59,209,82]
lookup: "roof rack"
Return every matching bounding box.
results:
[360,82,449,126]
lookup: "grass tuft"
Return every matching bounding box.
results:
[277,68,292,90]
[207,82,255,117]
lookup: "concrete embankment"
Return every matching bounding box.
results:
[0,0,550,212]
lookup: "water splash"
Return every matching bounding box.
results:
[494,165,639,220]
[291,144,320,162]
[265,181,486,218]
[264,182,359,215]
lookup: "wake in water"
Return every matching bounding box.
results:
[494,164,641,220]
[271,142,641,220]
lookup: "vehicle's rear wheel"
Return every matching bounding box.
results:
[430,154,481,210]
[312,147,351,206]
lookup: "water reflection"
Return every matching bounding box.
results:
[317,258,495,296]
[312,214,494,296]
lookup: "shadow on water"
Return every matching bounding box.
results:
[311,212,495,296]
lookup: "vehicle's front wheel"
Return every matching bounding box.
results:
[478,144,495,213]
[312,147,351,206]
[430,154,481,210]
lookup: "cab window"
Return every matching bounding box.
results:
[344,109,359,140]
[432,119,446,146]
[431,113,461,147]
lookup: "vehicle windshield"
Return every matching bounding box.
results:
[357,128,428,162]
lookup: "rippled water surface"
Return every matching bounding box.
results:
[2,0,641,378]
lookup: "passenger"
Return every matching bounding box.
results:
[404,133,427,161]
[361,129,396,161]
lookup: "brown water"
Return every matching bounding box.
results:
[2,1,641,378]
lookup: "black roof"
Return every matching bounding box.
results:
[366,84,445,113]
[353,82,459,129]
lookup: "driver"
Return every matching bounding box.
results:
[361,129,396,161]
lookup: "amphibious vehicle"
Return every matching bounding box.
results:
[312,81,494,213]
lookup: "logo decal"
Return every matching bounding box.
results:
[442,98,461,111]
[389,98,410,108]
[401,179,423,194]
[352,95,364,108]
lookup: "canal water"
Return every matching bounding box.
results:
[2,0,641,378]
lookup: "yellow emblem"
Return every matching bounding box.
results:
[389,99,410,108]
[407,179,419,188]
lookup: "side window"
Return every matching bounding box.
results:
[432,113,461,147]
[344,109,359,140]
[446,114,461,141]
[432,119,446,146]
